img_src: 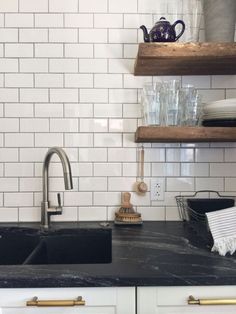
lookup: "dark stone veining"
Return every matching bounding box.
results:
[0,221,236,288]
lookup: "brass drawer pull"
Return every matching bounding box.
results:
[27,296,85,307]
[188,295,236,306]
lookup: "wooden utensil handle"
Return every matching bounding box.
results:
[122,192,132,208]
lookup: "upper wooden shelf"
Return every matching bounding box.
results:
[134,42,236,76]
[135,126,236,143]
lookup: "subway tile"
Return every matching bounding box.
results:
[94,14,123,28]
[5,13,34,27]
[94,103,122,118]
[124,44,138,58]
[49,59,78,72]
[35,74,63,88]
[198,89,225,103]
[195,148,224,162]
[79,177,107,191]
[79,29,107,43]
[79,148,107,162]
[35,103,63,117]
[123,162,150,177]
[109,0,137,13]
[0,29,18,42]
[109,119,137,132]
[225,178,236,191]
[79,0,107,12]
[167,177,195,192]
[64,192,92,206]
[20,89,49,103]
[212,75,236,88]
[35,44,64,57]
[4,193,33,207]
[35,133,63,147]
[131,192,151,206]
[94,192,120,206]
[94,44,122,58]
[123,133,137,148]
[95,74,122,88]
[20,0,48,12]
[225,148,236,161]
[5,43,34,58]
[109,29,137,43]
[5,74,34,88]
[124,74,152,88]
[0,0,18,12]
[5,133,34,147]
[74,163,93,177]
[94,163,121,176]
[65,44,93,58]
[196,177,224,191]
[5,163,34,177]
[64,103,93,118]
[51,207,78,222]
[0,59,18,72]
[124,14,152,28]
[181,163,209,176]
[78,207,107,221]
[108,177,135,191]
[94,133,122,147]
[20,118,49,132]
[210,163,236,177]
[65,14,93,27]
[108,148,136,162]
[109,89,137,103]
[20,148,48,162]
[50,118,79,132]
[19,29,48,42]
[80,59,107,73]
[109,59,134,74]
[65,133,93,147]
[152,163,180,177]
[49,0,78,12]
[50,89,79,103]
[138,0,167,13]
[80,119,108,132]
[35,14,64,27]
[49,177,78,191]
[20,59,48,72]
[65,74,93,88]
[0,89,18,102]
[0,118,19,132]
[80,89,108,103]
[0,148,18,162]
[19,207,41,222]
[123,103,141,118]
[166,207,181,221]
[166,148,194,162]
[0,208,18,222]
[20,178,42,192]
[0,179,18,192]
[145,148,165,162]
[182,76,211,88]
[49,29,78,42]
[138,206,165,221]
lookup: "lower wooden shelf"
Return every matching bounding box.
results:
[135,126,236,143]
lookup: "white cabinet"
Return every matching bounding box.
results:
[0,287,135,314]
[137,286,236,314]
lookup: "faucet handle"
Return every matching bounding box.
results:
[57,193,62,207]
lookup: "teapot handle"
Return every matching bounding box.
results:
[172,20,185,41]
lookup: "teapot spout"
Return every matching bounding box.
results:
[140,25,150,43]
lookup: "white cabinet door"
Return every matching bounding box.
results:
[137,286,236,314]
[0,287,135,314]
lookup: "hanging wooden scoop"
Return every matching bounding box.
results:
[137,147,148,194]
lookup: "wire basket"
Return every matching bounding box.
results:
[176,190,236,222]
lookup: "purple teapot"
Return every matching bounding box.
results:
[140,17,185,42]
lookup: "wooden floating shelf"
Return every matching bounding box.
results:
[135,126,236,143]
[134,42,236,76]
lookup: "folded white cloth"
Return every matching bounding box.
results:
[206,206,236,256]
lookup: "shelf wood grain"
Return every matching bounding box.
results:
[135,126,236,143]
[134,42,236,76]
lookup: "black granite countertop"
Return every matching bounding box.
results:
[0,221,236,288]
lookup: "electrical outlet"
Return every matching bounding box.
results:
[151,178,165,201]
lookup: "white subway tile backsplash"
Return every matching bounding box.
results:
[49,0,78,12]
[79,0,107,13]
[35,14,64,27]
[0,1,235,223]
[5,193,33,207]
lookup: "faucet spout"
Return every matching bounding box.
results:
[41,147,73,229]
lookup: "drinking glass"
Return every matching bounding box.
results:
[141,83,161,125]
[179,86,201,126]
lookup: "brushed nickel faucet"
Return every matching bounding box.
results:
[41,147,73,229]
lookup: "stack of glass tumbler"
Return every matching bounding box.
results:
[141,80,201,126]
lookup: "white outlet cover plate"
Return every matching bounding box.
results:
[151,178,165,201]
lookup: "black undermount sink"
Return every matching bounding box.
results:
[0,227,112,265]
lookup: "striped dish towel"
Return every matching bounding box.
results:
[206,206,236,256]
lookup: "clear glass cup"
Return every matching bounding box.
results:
[141,83,161,125]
